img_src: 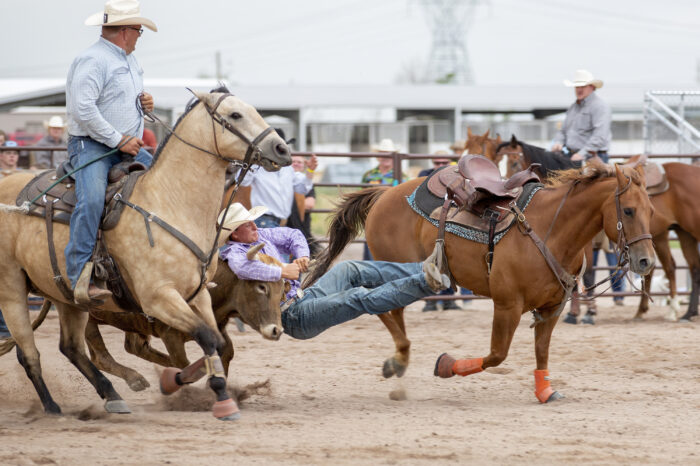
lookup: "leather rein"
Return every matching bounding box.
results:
[512,173,651,328]
[128,93,276,303]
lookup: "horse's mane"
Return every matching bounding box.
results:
[151,84,232,162]
[546,162,643,188]
[497,138,577,178]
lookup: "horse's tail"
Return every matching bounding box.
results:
[0,299,51,357]
[303,186,389,287]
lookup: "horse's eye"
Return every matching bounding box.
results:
[623,207,634,217]
[230,112,242,120]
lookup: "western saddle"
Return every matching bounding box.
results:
[424,154,541,276]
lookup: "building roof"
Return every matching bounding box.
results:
[1,78,699,116]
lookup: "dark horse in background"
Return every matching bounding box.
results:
[497,136,700,322]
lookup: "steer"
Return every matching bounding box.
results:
[85,245,286,391]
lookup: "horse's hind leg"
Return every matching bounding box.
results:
[54,302,130,413]
[85,319,151,392]
[124,332,173,367]
[377,307,411,378]
[653,232,678,321]
[0,267,60,414]
[676,229,700,322]
[532,307,565,403]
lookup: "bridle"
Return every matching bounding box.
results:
[137,92,280,302]
[143,91,276,170]
[516,170,652,328]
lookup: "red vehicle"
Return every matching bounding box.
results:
[8,130,43,146]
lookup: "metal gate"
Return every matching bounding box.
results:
[644,90,700,160]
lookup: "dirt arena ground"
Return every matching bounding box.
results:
[0,294,698,465]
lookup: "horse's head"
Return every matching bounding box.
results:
[496,135,525,178]
[600,162,655,276]
[465,128,502,164]
[193,90,291,171]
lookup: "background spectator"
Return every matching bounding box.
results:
[287,154,322,257]
[0,129,7,145]
[33,116,68,169]
[0,141,22,178]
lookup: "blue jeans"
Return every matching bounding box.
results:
[593,248,625,295]
[64,136,153,287]
[255,215,282,228]
[283,260,434,339]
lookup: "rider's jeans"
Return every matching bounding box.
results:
[64,136,153,288]
[282,260,434,339]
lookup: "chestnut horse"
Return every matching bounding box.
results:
[497,138,699,322]
[464,128,501,163]
[308,163,654,403]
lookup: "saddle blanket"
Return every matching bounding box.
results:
[407,177,543,245]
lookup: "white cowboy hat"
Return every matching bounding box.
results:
[218,203,267,233]
[563,69,603,89]
[371,138,400,153]
[85,0,158,32]
[449,139,466,151]
[45,116,65,129]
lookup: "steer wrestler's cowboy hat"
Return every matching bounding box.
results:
[563,69,603,89]
[85,0,158,32]
[218,203,268,232]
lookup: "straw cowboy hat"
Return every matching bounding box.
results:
[449,140,466,151]
[563,69,603,89]
[44,116,65,129]
[85,0,158,32]
[218,203,267,233]
[371,138,400,153]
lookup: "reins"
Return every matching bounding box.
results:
[133,92,275,302]
[522,171,652,327]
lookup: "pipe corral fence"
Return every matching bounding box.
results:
[14,146,696,304]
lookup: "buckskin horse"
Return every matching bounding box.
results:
[307,160,654,403]
[0,86,291,420]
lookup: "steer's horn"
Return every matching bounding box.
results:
[246,242,266,261]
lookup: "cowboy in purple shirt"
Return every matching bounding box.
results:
[219,204,450,340]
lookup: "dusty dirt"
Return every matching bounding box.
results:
[0,296,698,465]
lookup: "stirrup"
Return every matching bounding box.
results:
[73,262,104,305]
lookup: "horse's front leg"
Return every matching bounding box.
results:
[434,299,522,382]
[377,307,411,378]
[145,287,238,421]
[532,306,565,403]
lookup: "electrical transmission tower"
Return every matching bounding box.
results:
[418,0,482,84]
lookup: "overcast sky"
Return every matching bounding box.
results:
[2,0,700,87]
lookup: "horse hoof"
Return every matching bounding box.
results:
[434,353,456,378]
[382,358,407,379]
[127,377,150,392]
[104,399,131,414]
[160,367,182,395]
[212,398,240,421]
[581,314,595,325]
[546,391,565,403]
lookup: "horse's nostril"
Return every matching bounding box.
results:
[275,143,289,156]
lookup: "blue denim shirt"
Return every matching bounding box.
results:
[66,37,144,148]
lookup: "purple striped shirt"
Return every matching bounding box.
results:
[220,227,310,301]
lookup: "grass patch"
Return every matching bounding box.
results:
[309,186,363,238]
